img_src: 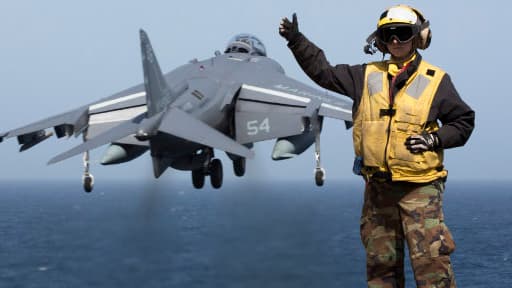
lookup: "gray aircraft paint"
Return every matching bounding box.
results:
[0,30,352,190]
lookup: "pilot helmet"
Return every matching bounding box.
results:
[224,34,267,56]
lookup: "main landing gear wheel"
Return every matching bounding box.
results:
[192,169,205,189]
[233,157,246,177]
[209,158,223,189]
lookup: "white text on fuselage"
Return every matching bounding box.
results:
[274,83,338,104]
[273,84,348,108]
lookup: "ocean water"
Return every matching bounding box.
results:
[0,179,510,288]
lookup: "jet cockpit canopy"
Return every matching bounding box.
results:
[224,33,266,57]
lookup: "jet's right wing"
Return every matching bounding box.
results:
[0,81,148,153]
[0,106,89,151]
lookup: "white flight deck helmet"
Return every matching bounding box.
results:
[224,33,267,56]
[364,5,431,55]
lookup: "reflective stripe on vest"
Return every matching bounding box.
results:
[367,72,383,96]
[353,60,447,183]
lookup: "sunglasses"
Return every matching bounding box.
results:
[378,26,417,44]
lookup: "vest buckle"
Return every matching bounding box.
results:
[379,108,396,117]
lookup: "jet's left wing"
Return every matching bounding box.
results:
[234,73,353,144]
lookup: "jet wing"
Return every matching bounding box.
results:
[234,73,353,144]
[0,84,148,151]
[1,106,89,141]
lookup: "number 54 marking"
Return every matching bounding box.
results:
[247,118,270,136]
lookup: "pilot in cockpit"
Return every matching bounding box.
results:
[224,33,267,56]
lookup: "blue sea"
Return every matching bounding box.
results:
[1,179,511,288]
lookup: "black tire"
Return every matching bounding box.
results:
[83,176,93,193]
[315,170,324,187]
[192,169,205,189]
[210,159,223,189]
[233,157,245,177]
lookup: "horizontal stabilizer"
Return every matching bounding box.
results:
[159,108,254,159]
[47,113,149,164]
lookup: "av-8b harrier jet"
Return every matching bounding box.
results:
[0,31,352,192]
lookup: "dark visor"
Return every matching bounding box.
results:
[378,25,417,44]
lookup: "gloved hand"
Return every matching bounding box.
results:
[404,132,440,153]
[279,13,300,42]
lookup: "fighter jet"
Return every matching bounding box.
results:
[0,30,352,192]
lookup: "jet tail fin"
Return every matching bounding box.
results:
[140,29,178,117]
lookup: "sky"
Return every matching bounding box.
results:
[0,1,506,184]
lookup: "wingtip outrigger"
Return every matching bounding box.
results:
[312,115,325,186]
[82,131,94,193]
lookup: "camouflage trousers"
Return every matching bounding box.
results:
[360,180,456,288]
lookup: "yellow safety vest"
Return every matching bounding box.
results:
[353,60,448,183]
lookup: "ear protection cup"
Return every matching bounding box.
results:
[418,26,431,49]
[411,7,431,50]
